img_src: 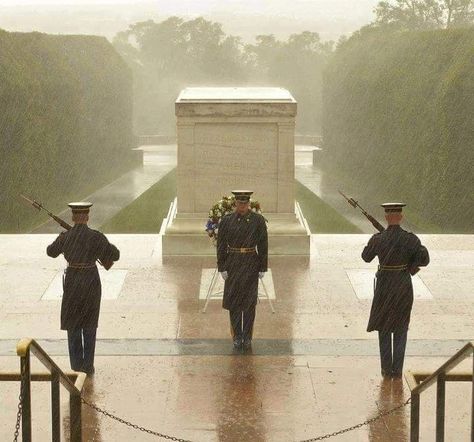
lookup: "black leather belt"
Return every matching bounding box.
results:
[68,262,96,269]
[228,247,256,254]
[378,264,408,272]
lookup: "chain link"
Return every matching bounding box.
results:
[12,389,23,442]
[11,367,409,442]
[299,397,411,441]
[81,396,193,442]
[13,367,26,442]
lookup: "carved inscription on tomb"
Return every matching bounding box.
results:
[193,123,278,212]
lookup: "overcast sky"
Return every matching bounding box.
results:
[0,0,377,41]
[0,0,376,14]
[0,0,135,4]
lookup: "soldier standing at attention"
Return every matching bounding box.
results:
[362,203,429,378]
[217,190,268,350]
[47,202,120,375]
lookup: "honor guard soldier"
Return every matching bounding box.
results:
[217,190,268,350]
[46,202,120,374]
[362,203,430,378]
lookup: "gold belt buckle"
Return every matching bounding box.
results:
[240,248,245,253]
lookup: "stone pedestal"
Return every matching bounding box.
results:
[162,87,310,255]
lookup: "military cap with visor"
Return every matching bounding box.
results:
[381,202,406,213]
[68,202,93,213]
[231,190,253,202]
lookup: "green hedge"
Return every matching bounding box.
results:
[322,28,474,232]
[0,30,138,232]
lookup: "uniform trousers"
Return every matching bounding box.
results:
[67,328,97,373]
[378,329,408,375]
[229,306,256,341]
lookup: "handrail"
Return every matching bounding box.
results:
[411,342,473,394]
[14,337,86,442]
[16,338,86,394]
[406,341,473,442]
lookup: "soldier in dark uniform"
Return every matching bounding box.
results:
[47,202,120,374]
[362,203,429,378]
[217,190,268,350]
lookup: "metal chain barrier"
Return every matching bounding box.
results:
[12,388,23,442]
[81,396,193,442]
[12,367,25,442]
[299,397,411,441]
[11,368,409,442]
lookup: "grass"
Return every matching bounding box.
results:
[296,181,362,233]
[101,168,361,234]
[101,169,176,233]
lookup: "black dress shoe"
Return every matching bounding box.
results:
[83,366,95,375]
[233,338,242,349]
[242,339,252,350]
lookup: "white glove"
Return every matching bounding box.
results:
[258,272,265,279]
[220,271,228,280]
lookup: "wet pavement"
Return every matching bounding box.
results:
[0,233,473,440]
[32,145,176,233]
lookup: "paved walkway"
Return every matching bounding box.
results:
[2,147,472,440]
[0,233,472,440]
[295,165,373,233]
[33,145,374,234]
[32,145,176,233]
[295,148,423,234]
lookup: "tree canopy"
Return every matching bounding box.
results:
[374,0,474,30]
[113,17,333,134]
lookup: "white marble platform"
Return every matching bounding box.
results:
[41,269,128,300]
[345,268,433,300]
[0,234,472,342]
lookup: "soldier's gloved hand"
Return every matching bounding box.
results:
[220,271,228,280]
[258,272,265,279]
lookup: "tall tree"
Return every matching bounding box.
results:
[244,32,333,133]
[113,17,246,133]
[114,18,333,134]
[374,0,474,30]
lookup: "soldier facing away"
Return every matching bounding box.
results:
[217,190,268,350]
[362,202,430,378]
[47,202,120,375]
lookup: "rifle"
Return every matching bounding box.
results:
[20,194,113,270]
[338,190,385,232]
[338,190,419,275]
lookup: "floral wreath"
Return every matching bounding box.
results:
[205,195,264,244]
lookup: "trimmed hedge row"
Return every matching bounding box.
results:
[0,30,137,232]
[322,28,474,232]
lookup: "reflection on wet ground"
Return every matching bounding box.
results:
[0,233,472,440]
[368,379,409,441]
[32,146,176,233]
[2,354,469,441]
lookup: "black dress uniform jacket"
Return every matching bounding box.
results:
[217,211,268,311]
[47,224,120,330]
[362,225,429,332]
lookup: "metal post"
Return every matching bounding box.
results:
[436,374,446,442]
[69,393,82,442]
[471,354,473,442]
[20,354,32,442]
[202,267,219,313]
[259,278,275,313]
[410,392,420,442]
[51,371,60,442]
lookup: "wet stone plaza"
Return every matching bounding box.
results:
[0,233,473,441]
